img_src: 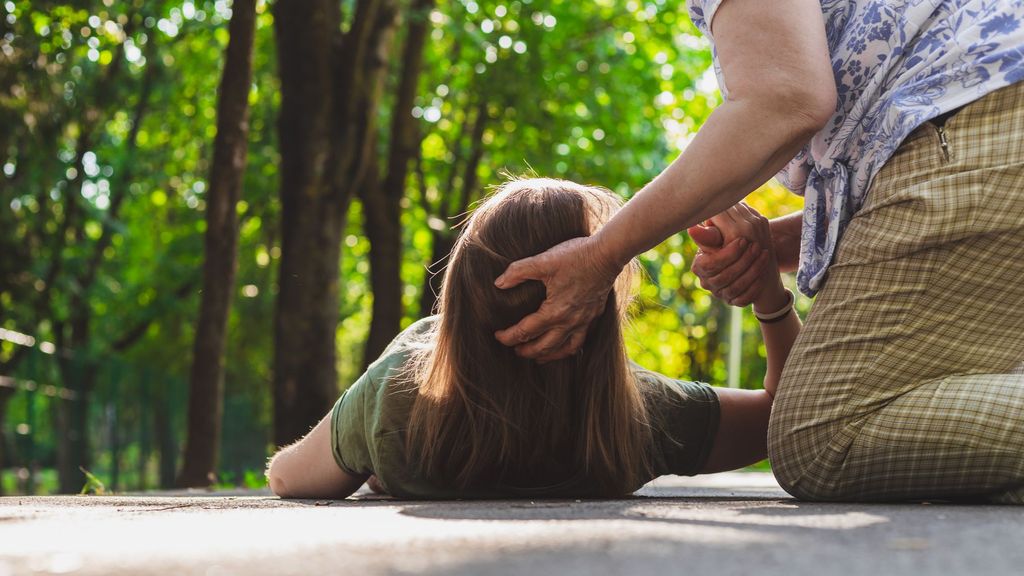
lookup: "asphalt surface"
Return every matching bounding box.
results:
[1,473,1020,576]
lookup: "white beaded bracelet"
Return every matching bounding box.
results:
[754,289,795,323]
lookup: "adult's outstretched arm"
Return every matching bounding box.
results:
[495,0,835,361]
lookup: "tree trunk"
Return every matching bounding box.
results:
[136,386,150,491]
[154,383,177,489]
[272,0,345,449]
[55,364,97,494]
[418,97,488,318]
[108,403,121,492]
[54,301,99,494]
[362,163,404,367]
[176,0,257,489]
[0,386,13,497]
[362,0,435,366]
[272,0,398,447]
[52,128,94,493]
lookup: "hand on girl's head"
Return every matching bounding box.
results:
[494,235,616,361]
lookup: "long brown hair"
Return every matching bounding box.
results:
[406,178,650,496]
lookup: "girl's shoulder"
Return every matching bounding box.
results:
[361,316,438,391]
[372,316,438,367]
[629,361,721,477]
[629,361,718,405]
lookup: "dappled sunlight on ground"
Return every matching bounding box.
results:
[1,473,1020,576]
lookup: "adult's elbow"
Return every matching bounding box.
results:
[790,82,837,135]
[737,81,837,143]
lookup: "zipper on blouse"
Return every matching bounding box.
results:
[935,124,951,162]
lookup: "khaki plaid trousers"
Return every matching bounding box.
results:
[769,81,1024,503]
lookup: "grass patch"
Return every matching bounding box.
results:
[742,459,773,472]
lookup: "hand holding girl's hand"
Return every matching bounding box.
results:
[689,202,786,312]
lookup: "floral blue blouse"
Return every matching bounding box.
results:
[687,0,1024,295]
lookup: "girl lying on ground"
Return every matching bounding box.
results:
[266,178,798,499]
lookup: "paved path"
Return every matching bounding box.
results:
[1,473,1020,575]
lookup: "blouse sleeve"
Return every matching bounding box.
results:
[687,0,727,38]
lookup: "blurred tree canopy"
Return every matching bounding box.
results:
[0,0,804,494]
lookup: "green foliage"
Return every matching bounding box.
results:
[209,468,268,491]
[79,466,106,495]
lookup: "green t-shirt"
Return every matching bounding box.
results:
[331,316,720,499]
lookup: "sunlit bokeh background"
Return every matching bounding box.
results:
[0,0,805,494]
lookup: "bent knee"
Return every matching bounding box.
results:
[768,406,851,501]
[767,428,819,500]
[771,464,848,501]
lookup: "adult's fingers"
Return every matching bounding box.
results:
[727,271,767,307]
[515,326,573,362]
[700,242,761,291]
[712,203,757,244]
[707,205,740,233]
[713,210,753,246]
[494,255,542,290]
[558,329,588,361]
[734,201,755,218]
[495,308,559,347]
[722,250,770,302]
[734,202,772,245]
[687,224,724,250]
[691,237,748,278]
[532,325,590,363]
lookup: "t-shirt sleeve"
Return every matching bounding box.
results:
[637,367,721,477]
[330,315,438,476]
[330,369,377,476]
[687,0,726,38]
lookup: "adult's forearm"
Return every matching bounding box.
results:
[593,97,821,269]
[759,310,802,398]
[770,211,803,273]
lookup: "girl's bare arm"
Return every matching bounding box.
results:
[266,413,367,499]
[699,204,802,472]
